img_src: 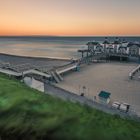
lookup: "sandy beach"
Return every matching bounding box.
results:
[57,62,140,114]
[0,53,71,72]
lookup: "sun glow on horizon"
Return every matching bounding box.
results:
[0,0,140,36]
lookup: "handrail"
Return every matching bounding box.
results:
[0,68,51,78]
[129,65,140,79]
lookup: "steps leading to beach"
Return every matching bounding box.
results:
[51,71,60,83]
[55,70,63,81]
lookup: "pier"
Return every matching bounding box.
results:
[0,54,79,83]
[78,40,140,64]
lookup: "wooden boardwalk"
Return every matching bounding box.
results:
[0,68,51,78]
[57,63,78,74]
[0,68,21,76]
[0,61,78,83]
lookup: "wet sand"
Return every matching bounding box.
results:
[57,62,140,114]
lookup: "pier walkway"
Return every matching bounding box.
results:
[0,61,78,83]
[23,69,51,78]
[0,68,51,78]
[50,63,78,83]
[0,68,21,76]
[57,63,78,74]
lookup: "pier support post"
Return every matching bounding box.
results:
[120,56,122,61]
[82,52,84,58]
[86,52,89,57]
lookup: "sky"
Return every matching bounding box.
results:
[0,0,140,36]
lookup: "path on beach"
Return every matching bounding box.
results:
[44,83,139,121]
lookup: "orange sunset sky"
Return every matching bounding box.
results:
[0,0,140,36]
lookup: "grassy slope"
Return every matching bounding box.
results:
[0,74,140,140]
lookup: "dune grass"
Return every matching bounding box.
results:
[0,74,140,140]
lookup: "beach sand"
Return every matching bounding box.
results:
[0,53,70,72]
[57,62,140,114]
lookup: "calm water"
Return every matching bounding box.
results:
[0,36,140,59]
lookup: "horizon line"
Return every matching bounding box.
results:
[0,35,140,37]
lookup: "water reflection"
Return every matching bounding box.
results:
[0,38,84,59]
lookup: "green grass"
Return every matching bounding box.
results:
[0,74,140,140]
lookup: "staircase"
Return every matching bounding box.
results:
[51,70,63,83]
[55,70,63,81]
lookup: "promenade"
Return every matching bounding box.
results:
[44,83,140,121]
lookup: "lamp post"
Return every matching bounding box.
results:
[81,86,86,96]
[80,85,86,96]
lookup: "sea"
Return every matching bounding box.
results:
[0,36,140,59]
